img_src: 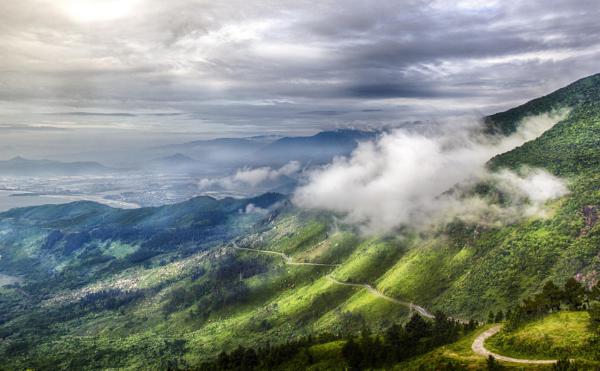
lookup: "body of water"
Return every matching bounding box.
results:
[0,190,140,212]
[0,190,77,212]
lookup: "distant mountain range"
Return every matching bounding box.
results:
[0,156,113,176]
[144,153,197,172]
[2,129,379,177]
[158,129,379,169]
[255,129,378,164]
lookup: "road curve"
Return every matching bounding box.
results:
[233,245,341,267]
[234,244,458,321]
[325,275,435,319]
[472,325,557,364]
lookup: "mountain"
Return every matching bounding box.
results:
[157,138,266,167]
[0,156,113,176]
[154,130,378,168]
[0,192,287,280]
[486,73,600,135]
[144,153,198,173]
[255,129,378,164]
[1,75,600,369]
[488,75,600,176]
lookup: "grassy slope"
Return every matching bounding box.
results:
[399,324,564,370]
[487,312,597,360]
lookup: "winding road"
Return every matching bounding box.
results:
[324,275,435,318]
[233,244,434,318]
[234,244,556,364]
[233,246,341,267]
[471,325,557,365]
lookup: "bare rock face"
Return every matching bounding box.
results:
[581,205,599,236]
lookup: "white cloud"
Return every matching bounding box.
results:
[293,110,569,234]
[199,161,302,190]
[233,161,301,187]
[244,203,269,214]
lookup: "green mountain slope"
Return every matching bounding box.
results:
[486,73,600,135]
[1,74,600,369]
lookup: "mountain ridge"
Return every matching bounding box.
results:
[0,74,599,369]
[0,156,113,176]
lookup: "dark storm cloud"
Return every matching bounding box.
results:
[0,0,599,144]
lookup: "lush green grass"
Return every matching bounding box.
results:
[487,311,598,360]
[377,237,475,304]
[398,325,494,370]
[316,289,410,333]
[294,231,359,264]
[331,236,406,285]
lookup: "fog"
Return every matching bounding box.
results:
[198,161,302,192]
[293,110,570,234]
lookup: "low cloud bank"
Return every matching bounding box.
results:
[199,161,301,190]
[293,111,570,234]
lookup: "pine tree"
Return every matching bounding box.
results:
[405,313,430,340]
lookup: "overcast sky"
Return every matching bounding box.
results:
[1,0,599,157]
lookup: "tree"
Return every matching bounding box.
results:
[486,355,503,370]
[541,281,562,312]
[384,323,407,361]
[405,314,430,340]
[216,351,229,370]
[342,337,363,370]
[589,283,600,302]
[494,310,504,323]
[228,345,246,369]
[563,278,584,310]
[466,319,478,331]
[432,310,459,345]
[487,311,495,324]
[242,347,258,370]
[588,301,600,334]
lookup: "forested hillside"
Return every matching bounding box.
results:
[1,74,600,369]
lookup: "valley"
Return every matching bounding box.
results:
[0,74,599,369]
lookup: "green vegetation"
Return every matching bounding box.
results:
[200,312,476,370]
[1,74,600,368]
[487,311,596,360]
[399,325,495,369]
